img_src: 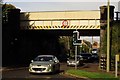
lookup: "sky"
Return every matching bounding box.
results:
[2,0,120,12]
[2,0,120,43]
[2,0,120,2]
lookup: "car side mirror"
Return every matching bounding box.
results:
[31,60,34,63]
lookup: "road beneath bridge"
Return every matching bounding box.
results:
[20,29,100,36]
[2,63,89,80]
[3,29,100,66]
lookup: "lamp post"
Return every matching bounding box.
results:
[107,0,110,72]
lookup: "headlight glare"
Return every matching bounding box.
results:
[29,64,33,67]
[76,61,79,63]
[48,64,52,67]
[67,61,70,63]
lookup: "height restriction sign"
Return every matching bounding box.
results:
[62,20,68,26]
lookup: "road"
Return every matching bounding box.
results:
[2,63,87,80]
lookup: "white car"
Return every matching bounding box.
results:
[29,55,60,74]
[67,57,81,66]
[92,49,98,54]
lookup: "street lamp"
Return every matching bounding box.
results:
[107,0,110,72]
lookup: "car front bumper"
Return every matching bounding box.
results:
[29,65,53,73]
[67,62,79,66]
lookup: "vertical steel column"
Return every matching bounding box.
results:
[107,0,110,72]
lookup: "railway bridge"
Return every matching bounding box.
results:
[3,5,115,66]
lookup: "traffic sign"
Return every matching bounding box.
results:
[62,20,68,26]
[73,31,82,46]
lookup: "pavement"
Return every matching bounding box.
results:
[64,72,91,80]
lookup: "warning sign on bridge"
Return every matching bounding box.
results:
[62,20,69,26]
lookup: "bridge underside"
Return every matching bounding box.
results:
[20,29,100,36]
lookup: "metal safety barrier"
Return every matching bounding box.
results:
[21,25,100,30]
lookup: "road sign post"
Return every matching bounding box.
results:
[115,54,119,77]
[73,31,82,69]
[107,0,110,72]
[75,46,77,69]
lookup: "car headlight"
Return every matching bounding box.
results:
[48,64,52,67]
[80,55,82,57]
[67,61,69,63]
[76,61,79,63]
[29,64,33,67]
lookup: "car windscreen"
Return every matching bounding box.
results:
[34,56,53,61]
[68,57,80,60]
[92,49,97,51]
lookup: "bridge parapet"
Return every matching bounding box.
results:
[20,11,100,30]
[20,19,100,30]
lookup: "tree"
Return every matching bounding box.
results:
[2,3,16,24]
[93,41,98,46]
[83,40,92,48]
[81,40,92,53]
[111,21,120,56]
[2,3,16,13]
[92,41,99,49]
[100,21,120,70]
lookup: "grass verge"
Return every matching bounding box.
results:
[66,69,120,80]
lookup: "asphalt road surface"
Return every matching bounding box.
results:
[2,63,88,80]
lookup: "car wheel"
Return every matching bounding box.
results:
[57,65,60,73]
[51,66,55,74]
